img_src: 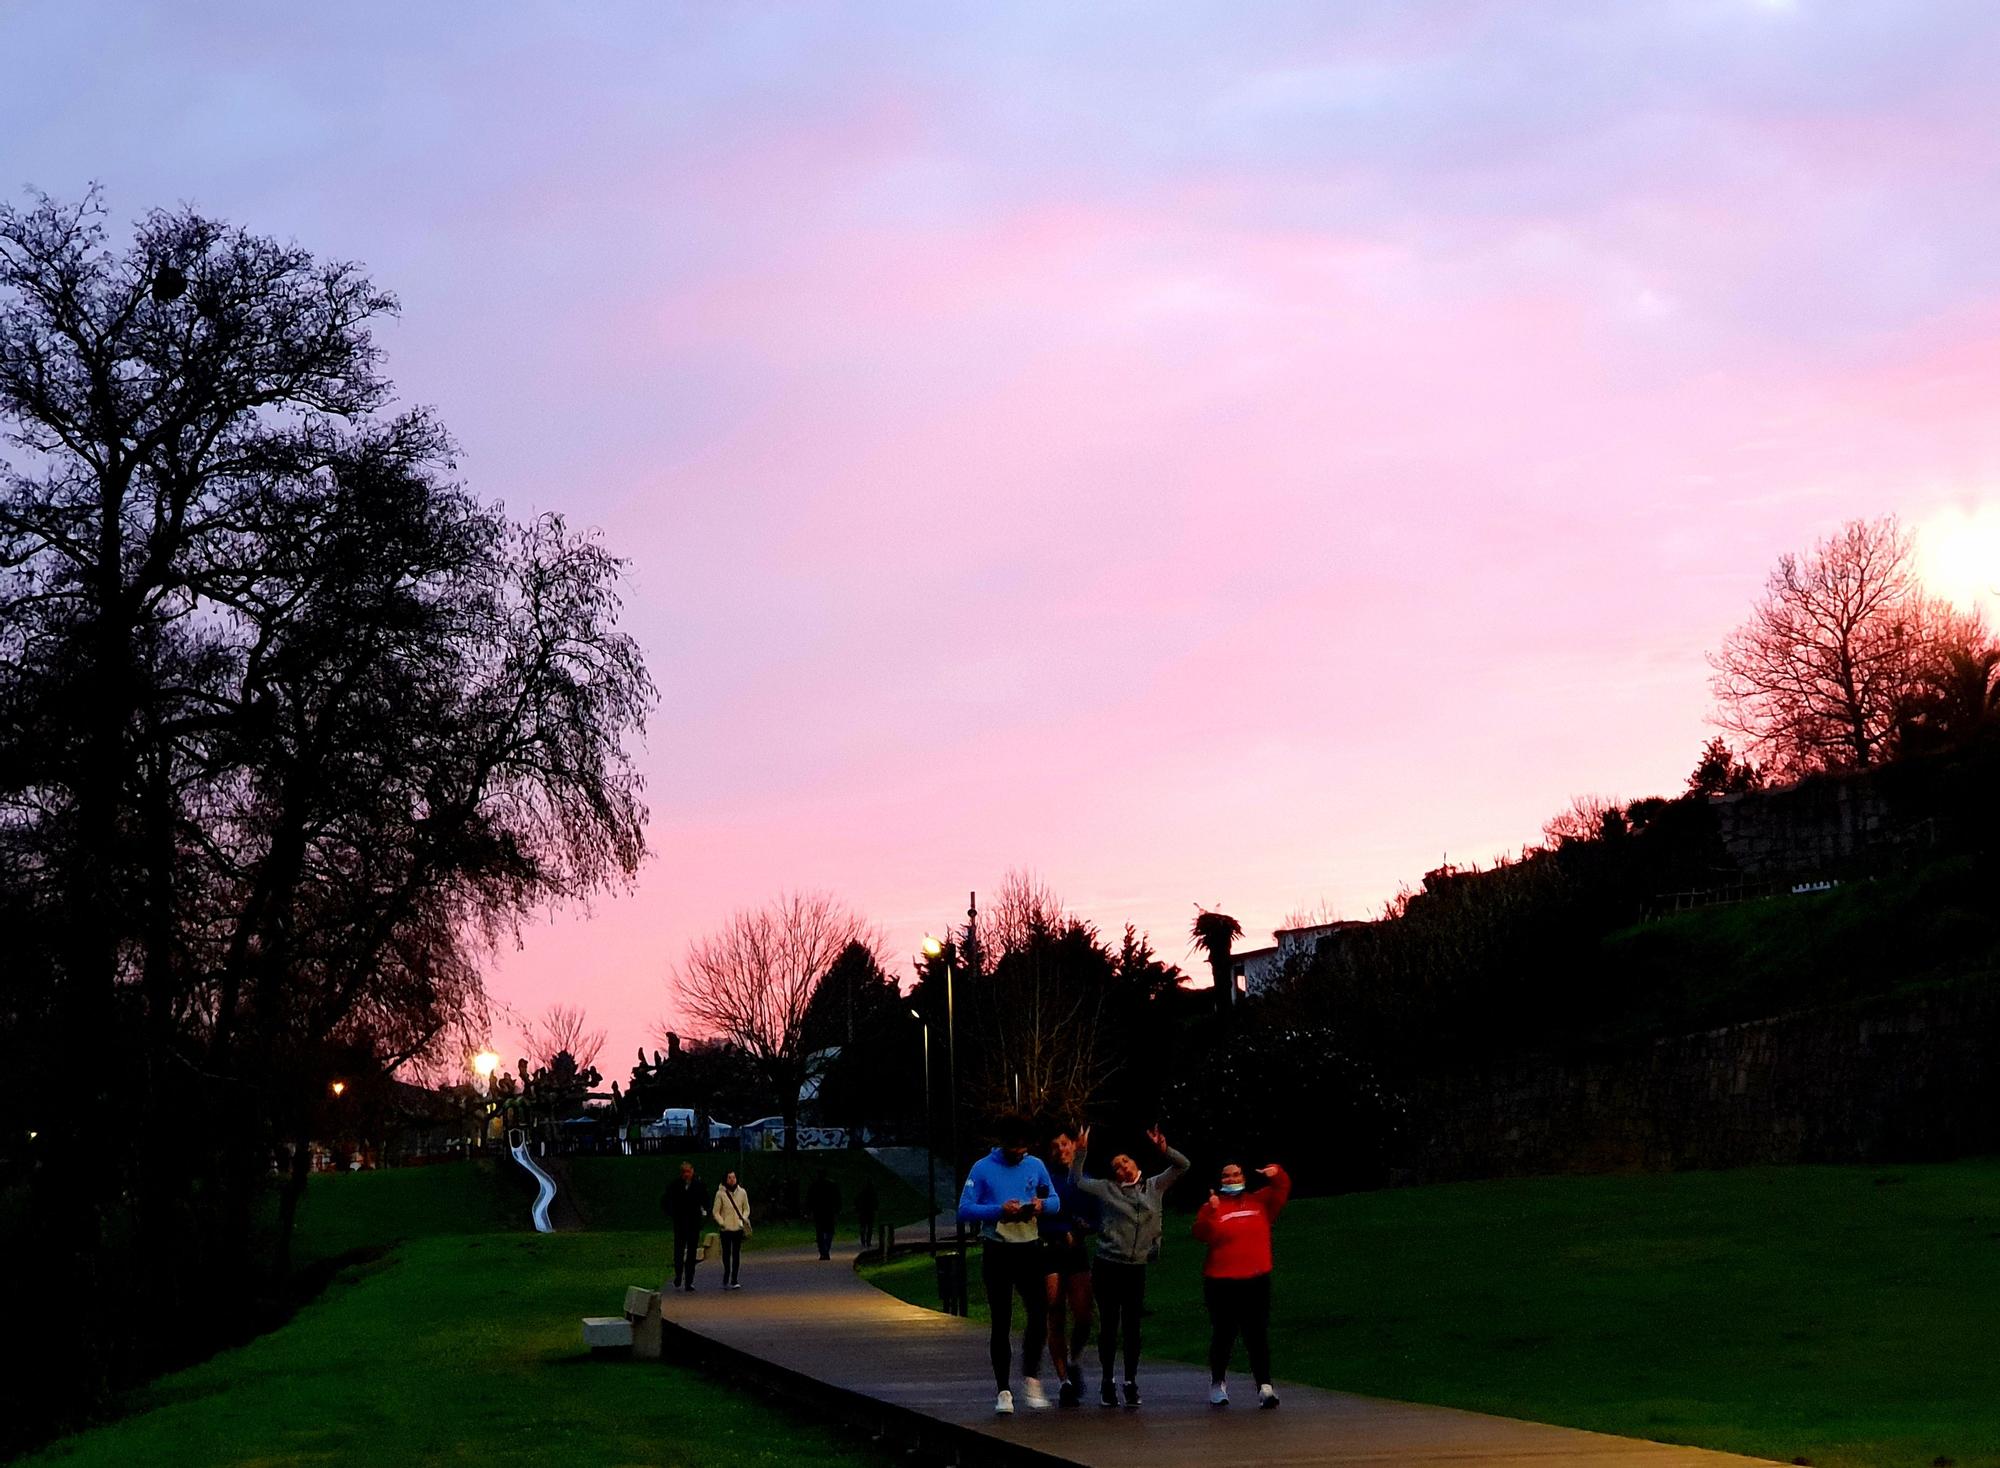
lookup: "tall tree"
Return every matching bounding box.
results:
[0,192,652,1431]
[672,892,868,1151]
[1191,908,1243,1009]
[1708,517,1988,778]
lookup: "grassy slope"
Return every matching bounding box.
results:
[1591,858,2000,1046]
[28,1151,921,1468]
[868,1160,2000,1468]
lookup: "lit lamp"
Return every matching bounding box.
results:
[329,1080,346,1098]
[472,1050,502,1149]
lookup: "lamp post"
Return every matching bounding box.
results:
[910,1007,935,1250]
[922,934,964,1309]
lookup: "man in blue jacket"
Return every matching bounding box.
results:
[957,1113,1056,1414]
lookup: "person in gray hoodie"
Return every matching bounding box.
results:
[1068,1124,1189,1408]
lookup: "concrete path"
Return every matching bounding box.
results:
[658,1239,1775,1468]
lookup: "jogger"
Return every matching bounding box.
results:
[957,1113,1057,1414]
[1192,1159,1291,1408]
[1067,1123,1189,1408]
[1041,1123,1097,1406]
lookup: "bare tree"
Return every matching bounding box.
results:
[967,872,1112,1117]
[1541,794,1624,847]
[673,891,867,1150]
[529,1002,606,1072]
[1708,516,1983,778]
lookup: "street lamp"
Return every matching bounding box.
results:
[329,1080,346,1098]
[922,933,964,1306]
[472,1050,501,1149]
[910,1006,935,1249]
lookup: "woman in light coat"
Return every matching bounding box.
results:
[712,1171,751,1289]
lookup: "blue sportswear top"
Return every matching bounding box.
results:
[957,1147,1056,1245]
[1039,1165,1098,1244]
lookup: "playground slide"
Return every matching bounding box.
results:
[508,1128,558,1233]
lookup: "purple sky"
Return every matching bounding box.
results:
[7,2,2000,1077]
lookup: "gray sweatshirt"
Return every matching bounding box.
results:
[1070,1141,1190,1266]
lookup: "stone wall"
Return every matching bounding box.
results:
[1400,977,2000,1182]
[1710,775,1908,877]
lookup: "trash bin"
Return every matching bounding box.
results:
[934,1249,967,1317]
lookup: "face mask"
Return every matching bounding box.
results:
[1219,1183,1246,1196]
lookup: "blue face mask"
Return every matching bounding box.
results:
[1219,1183,1246,1196]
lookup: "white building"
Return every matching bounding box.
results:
[1229,920,1371,995]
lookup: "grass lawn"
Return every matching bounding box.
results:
[26,1152,922,1468]
[866,1159,2000,1468]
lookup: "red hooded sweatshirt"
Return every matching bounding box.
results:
[1191,1165,1291,1279]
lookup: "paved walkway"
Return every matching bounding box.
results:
[658,1240,1775,1468]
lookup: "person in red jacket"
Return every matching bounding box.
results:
[1191,1159,1291,1409]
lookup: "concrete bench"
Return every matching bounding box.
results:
[581,1286,664,1359]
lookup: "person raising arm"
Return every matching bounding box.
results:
[1192,1160,1291,1409]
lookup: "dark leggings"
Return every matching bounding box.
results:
[1204,1274,1272,1384]
[981,1241,1047,1390]
[1092,1258,1146,1382]
[719,1230,743,1284]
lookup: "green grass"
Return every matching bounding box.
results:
[1595,857,2000,1044]
[26,1153,921,1468]
[867,1160,2000,1468]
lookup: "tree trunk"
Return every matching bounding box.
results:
[273,1130,313,1285]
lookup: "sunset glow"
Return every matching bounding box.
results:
[10,3,1999,1066]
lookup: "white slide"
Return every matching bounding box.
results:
[508,1128,558,1233]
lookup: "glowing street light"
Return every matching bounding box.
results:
[473,1050,501,1084]
[330,1080,346,1098]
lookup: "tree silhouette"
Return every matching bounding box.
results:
[0,192,652,1422]
[1192,908,1244,1009]
[673,892,870,1151]
[1708,517,1992,777]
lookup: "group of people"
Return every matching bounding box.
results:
[958,1113,1290,1416]
[660,1159,880,1291]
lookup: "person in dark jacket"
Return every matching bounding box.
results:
[663,1160,707,1291]
[807,1169,841,1260]
[856,1179,879,1249]
[1041,1122,1099,1407]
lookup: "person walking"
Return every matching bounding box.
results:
[663,1160,707,1292]
[1192,1159,1291,1408]
[807,1169,841,1261]
[957,1113,1057,1415]
[1040,1122,1101,1407]
[1067,1124,1189,1409]
[856,1179,879,1250]
[712,1170,751,1290]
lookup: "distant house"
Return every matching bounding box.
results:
[1231,920,1374,995]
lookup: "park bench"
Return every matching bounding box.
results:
[582,1284,666,1359]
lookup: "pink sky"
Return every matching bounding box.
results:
[7,2,2000,1077]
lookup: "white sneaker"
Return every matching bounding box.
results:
[1259,1382,1279,1409]
[1209,1382,1229,1407]
[995,1389,1014,1415]
[1021,1377,1049,1410]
